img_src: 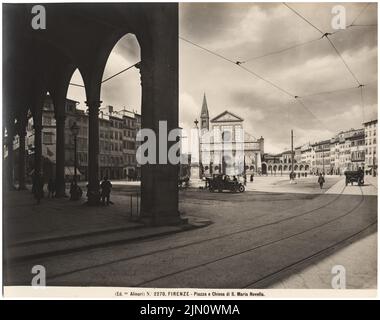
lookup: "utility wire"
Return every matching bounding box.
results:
[69,82,84,88]
[180,35,364,130]
[101,62,140,84]
[282,3,363,87]
[325,35,361,86]
[179,36,236,64]
[237,64,295,98]
[242,5,375,64]
[295,98,332,132]
[300,84,366,98]
[180,35,333,128]
[349,24,377,27]
[181,35,333,129]
[241,37,322,63]
[349,2,371,27]
[283,3,324,35]
[69,62,140,88]
[180,36,296,98]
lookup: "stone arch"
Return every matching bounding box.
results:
[4,3,180,223]
[261,162,267,175]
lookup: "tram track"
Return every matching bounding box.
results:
[44,181,354,282]
[133,186,367,287]
[244,218,377,288]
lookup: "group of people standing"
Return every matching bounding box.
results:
[31,174,113,206]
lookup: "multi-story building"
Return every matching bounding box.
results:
[332,128,365,174]
[26,95,79,179]
[263,125,369,176]
[120,109,141,180]
[300,143,313,170]
[364,119,377,175]
[312,139,331,174]
[25,94,141,181]
[347,128,365,171]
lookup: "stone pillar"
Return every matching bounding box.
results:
[17,125,27,190]
[86,100,101,205]
[139,4,181,226]
[190,124,201,180]
[55,114,66,197]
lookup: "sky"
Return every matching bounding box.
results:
[67,2,378,154]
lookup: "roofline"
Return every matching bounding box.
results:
[210,110,244,122]
[363,119,378,125]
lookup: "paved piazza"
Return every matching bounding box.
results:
[4,175,377,289]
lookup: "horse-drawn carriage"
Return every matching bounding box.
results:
[344,169,364,186]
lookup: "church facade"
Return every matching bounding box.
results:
[195,94,264,177]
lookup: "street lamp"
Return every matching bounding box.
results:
[70,121,80,182]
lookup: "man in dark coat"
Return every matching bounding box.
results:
[101,177,112,206]
[318,173,325,189]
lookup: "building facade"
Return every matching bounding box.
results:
[26,95,141,181]
[364,119,377,175]
[195,94,264,177]
[262,126,369,176]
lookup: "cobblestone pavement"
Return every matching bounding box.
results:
[3,176,377,289]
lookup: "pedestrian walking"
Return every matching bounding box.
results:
[100,176,112,206]
[318,173,325,189]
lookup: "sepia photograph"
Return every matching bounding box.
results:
[1,1,378,299]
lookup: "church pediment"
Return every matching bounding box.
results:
[211,110,244,123]
[244,131,257,142]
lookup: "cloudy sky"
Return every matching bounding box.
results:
[67,2,377,154]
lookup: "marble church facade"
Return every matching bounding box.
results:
[193,94,264,178]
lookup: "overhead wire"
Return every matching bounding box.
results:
[241,37,322,64]
[69,3,376,134]
[349,2,371,27]
[282,3,324,35]
[324,36,361,86]
[69,62,140,88]
[180,36,296,98]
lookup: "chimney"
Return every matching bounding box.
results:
[108,105,113,115]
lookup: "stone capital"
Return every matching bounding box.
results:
[85,100,102,109]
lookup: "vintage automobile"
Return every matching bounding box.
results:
[207,174,245,193]
[344,170,364,186]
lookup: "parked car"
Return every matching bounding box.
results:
[207,174,245,193]
[344,170,364,186]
